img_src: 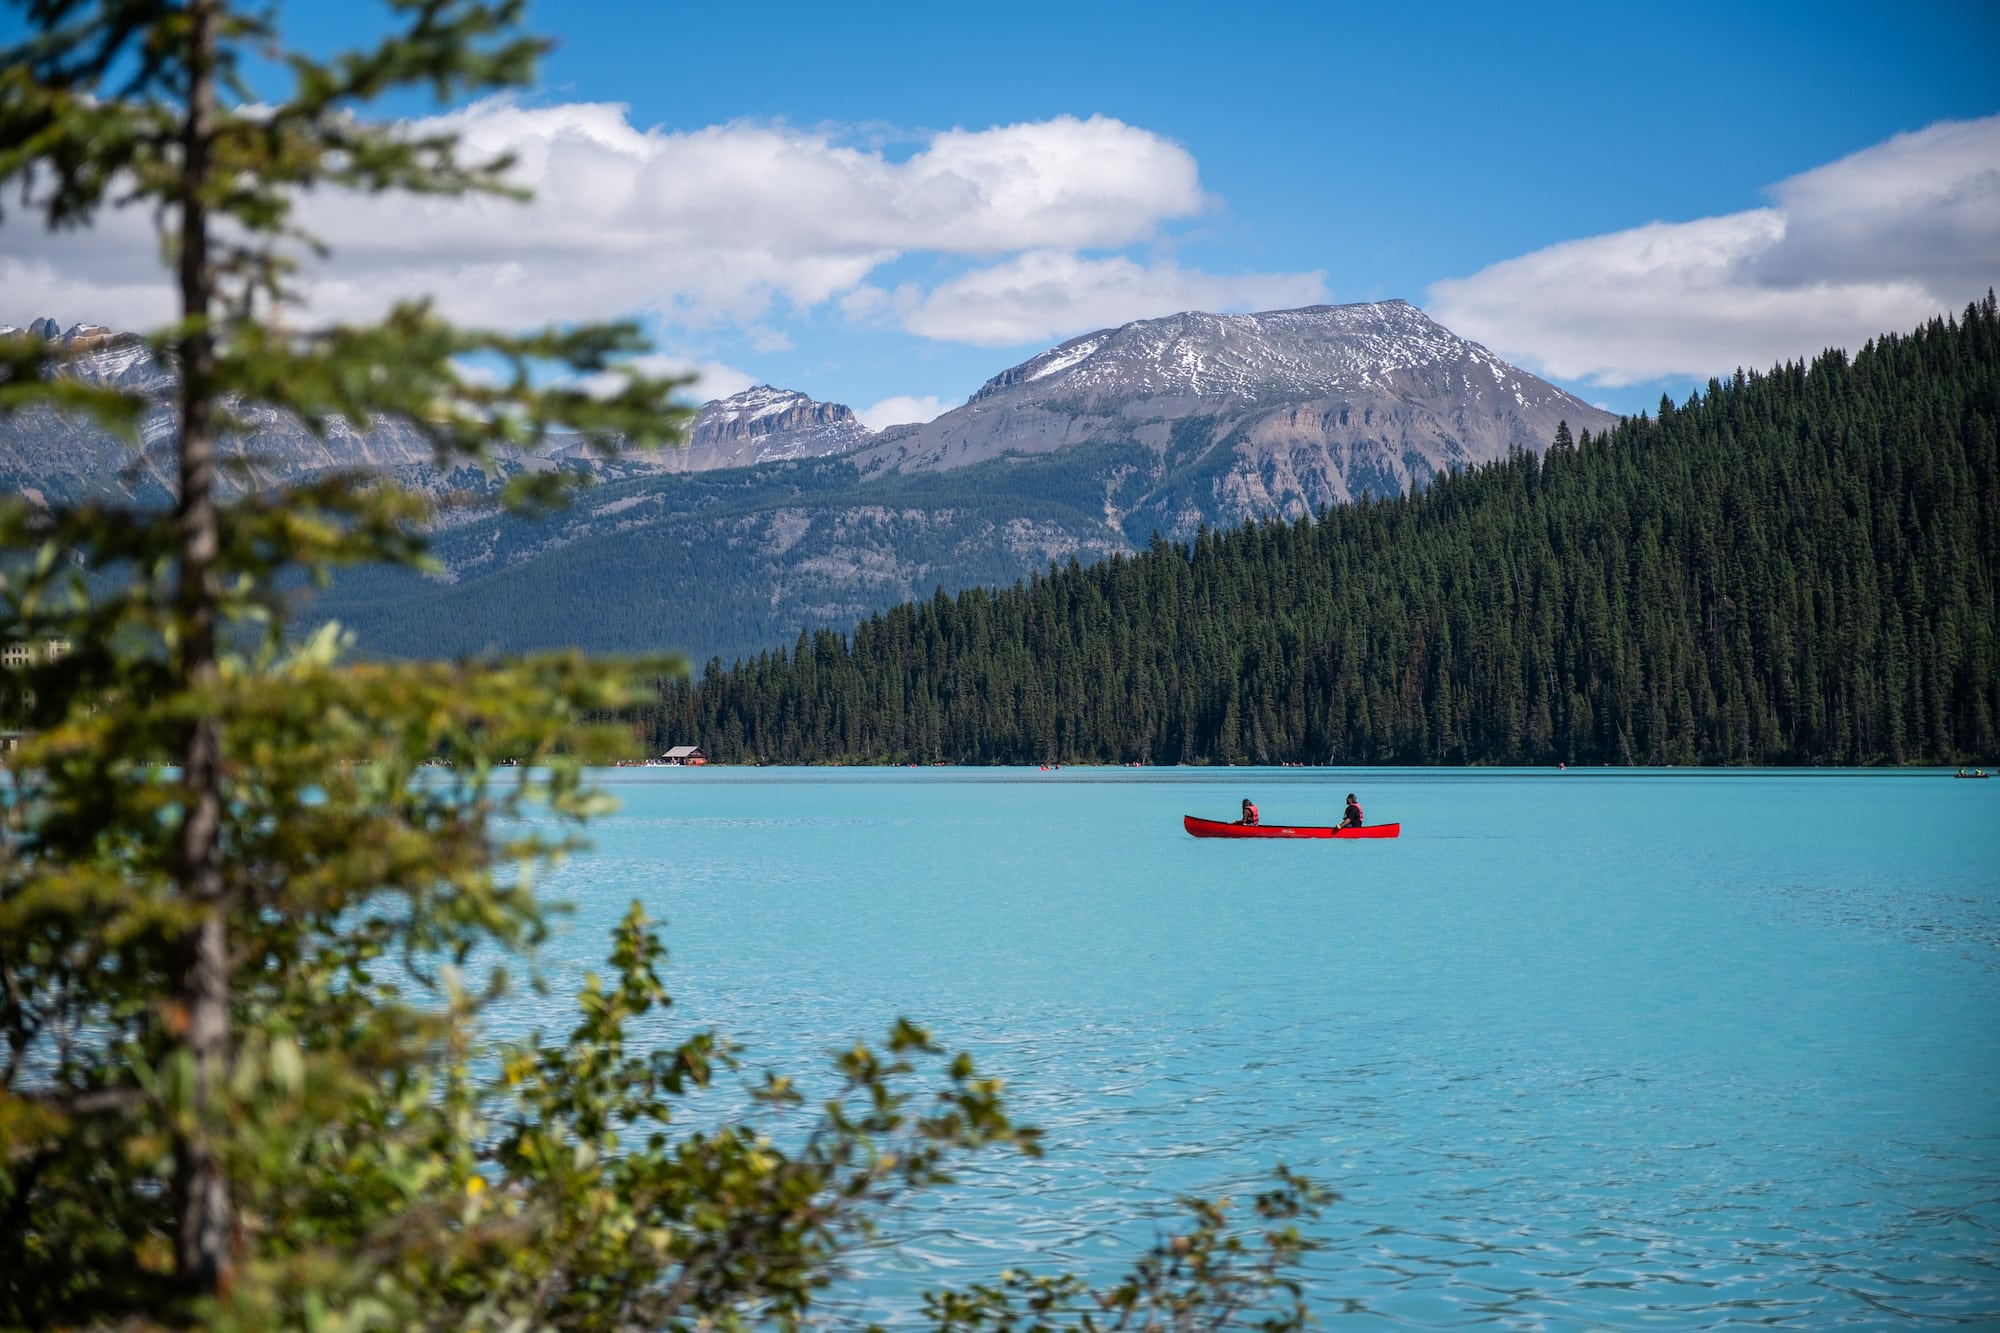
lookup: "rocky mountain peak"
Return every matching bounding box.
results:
[6,317,160,388]
[8,303,1618,550]
[698,385,858,434]
[970,299,1533,408]
[14,317,120,345]
[678,385,872,469]
[858,299,1618,511]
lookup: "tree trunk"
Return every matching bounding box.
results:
[173,0,232,1295]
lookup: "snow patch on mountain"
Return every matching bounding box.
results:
[1025,336,1104,383]
[984,301,1577,409]
[857,299,1620,514]
[706,385,819,425]
[6,318,169,390]
[680,385,872,468]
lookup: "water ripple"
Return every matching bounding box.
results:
[516,769,2000,1329]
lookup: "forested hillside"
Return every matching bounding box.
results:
[299,300,1605,663]
[312,451,1136,663]
[633,298,2000,767]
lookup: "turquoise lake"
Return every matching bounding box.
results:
[518,768,2000,1329]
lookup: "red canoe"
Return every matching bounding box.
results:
[1183,814,1401,839]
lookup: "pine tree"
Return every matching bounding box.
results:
[0,3,1324,1327]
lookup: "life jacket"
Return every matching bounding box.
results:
[1344,800,1363,826]
[1242,802,1259,825]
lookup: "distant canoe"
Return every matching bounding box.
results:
[1183,814,1401,839]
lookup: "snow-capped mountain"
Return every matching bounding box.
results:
[859,300,1614,520]
[671,386,872,470]
[5,319,170,391]
[536,385,869,473]
[0,323,872,501]
[5,303,1620,662]
[0,320,470,507]
[973,300,1564,404]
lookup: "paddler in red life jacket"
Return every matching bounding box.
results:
[1338,793,1363,829]
[1237,798,1260,826]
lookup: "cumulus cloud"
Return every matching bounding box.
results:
[681,360,758,402]
[569,352,757,403]
[616,352,758,402]
[857,394,952,430]
[0,231,180,331]
[3,102,1242,342]
[892,250,1328,346]
[1426,115,2000,387]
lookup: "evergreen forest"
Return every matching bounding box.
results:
[631,298,2000,767]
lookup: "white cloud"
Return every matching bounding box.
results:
[895,250,1328,346]
[1754,116,2000,296]
[680,360,758,402]
[567,353,756,403]
[1426,114,2000,387]
[0,248,178,332]
[2,103,1227,339]
[857,394,952,430]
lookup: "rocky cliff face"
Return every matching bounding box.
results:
[669,386,873,470]
[12,320,166,390]
[0,320,488,508]
[858,300,1615,525]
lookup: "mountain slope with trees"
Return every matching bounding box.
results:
[636,298,2000,767]
[5,305,1614,666]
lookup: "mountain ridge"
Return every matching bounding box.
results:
[4,302,1615,663]
[854,301,1610,510]
[0,324,876,498]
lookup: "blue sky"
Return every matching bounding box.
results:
[5,0,1998,423]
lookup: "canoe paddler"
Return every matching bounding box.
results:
[1338,793,1363,829]
[1237,798,1260,826]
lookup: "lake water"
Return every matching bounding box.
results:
[520,768,2000,1330]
